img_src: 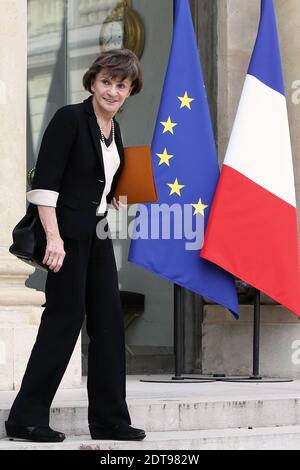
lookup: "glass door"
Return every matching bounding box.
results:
[27,0,174,374]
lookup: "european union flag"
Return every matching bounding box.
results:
[129,0,239,315]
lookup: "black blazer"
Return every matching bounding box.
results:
[30,95,124,241]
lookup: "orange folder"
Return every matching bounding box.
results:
[114,145,158,204]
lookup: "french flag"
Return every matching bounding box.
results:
[201,0,300,317]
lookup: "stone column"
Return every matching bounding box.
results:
[0,0,81,390]
[202,0,300,379]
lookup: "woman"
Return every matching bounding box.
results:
[5,49,146,442]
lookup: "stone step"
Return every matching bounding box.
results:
[1,395,300,437]
[1,425,300,450]
[1,377,300,437]
[47,398,300,438]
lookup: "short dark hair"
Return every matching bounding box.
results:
[83,49,143,96]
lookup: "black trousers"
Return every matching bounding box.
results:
[8,216,131,428]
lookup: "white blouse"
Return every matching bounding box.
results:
[97,137,120,215]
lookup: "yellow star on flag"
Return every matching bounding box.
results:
[168,178,185,196]
[191,199,209,216]
[178,92,195,110]
[156,148,174,166]
[160,116,177,134]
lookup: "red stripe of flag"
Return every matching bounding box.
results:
[201,165,300,316]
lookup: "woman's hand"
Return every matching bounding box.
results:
[112,197,126,210]
[112,197,120,210]
[37,206,66,273]
[43,234,66,273]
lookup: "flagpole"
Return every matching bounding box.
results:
[180,288,293,383]
[171,286,216,382]
[140,284,215,383]
[173,284,184,379]
[221,287,293,383]
[251,289,261,379]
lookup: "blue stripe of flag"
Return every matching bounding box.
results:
[248,0,285,96]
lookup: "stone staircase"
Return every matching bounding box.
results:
[1,376,300,450]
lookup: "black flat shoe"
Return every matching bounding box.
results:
[5,421,66,443]
[89,423,146,441]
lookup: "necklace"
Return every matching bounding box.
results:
[98,117,115,151]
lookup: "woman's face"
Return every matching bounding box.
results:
[91,70,133,116]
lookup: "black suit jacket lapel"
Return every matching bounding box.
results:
[113,117,124,169]
[84,96,104,173]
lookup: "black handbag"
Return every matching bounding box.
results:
[9,205,48,272]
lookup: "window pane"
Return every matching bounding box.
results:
[27,0,67,170]
[67,0,121,104]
